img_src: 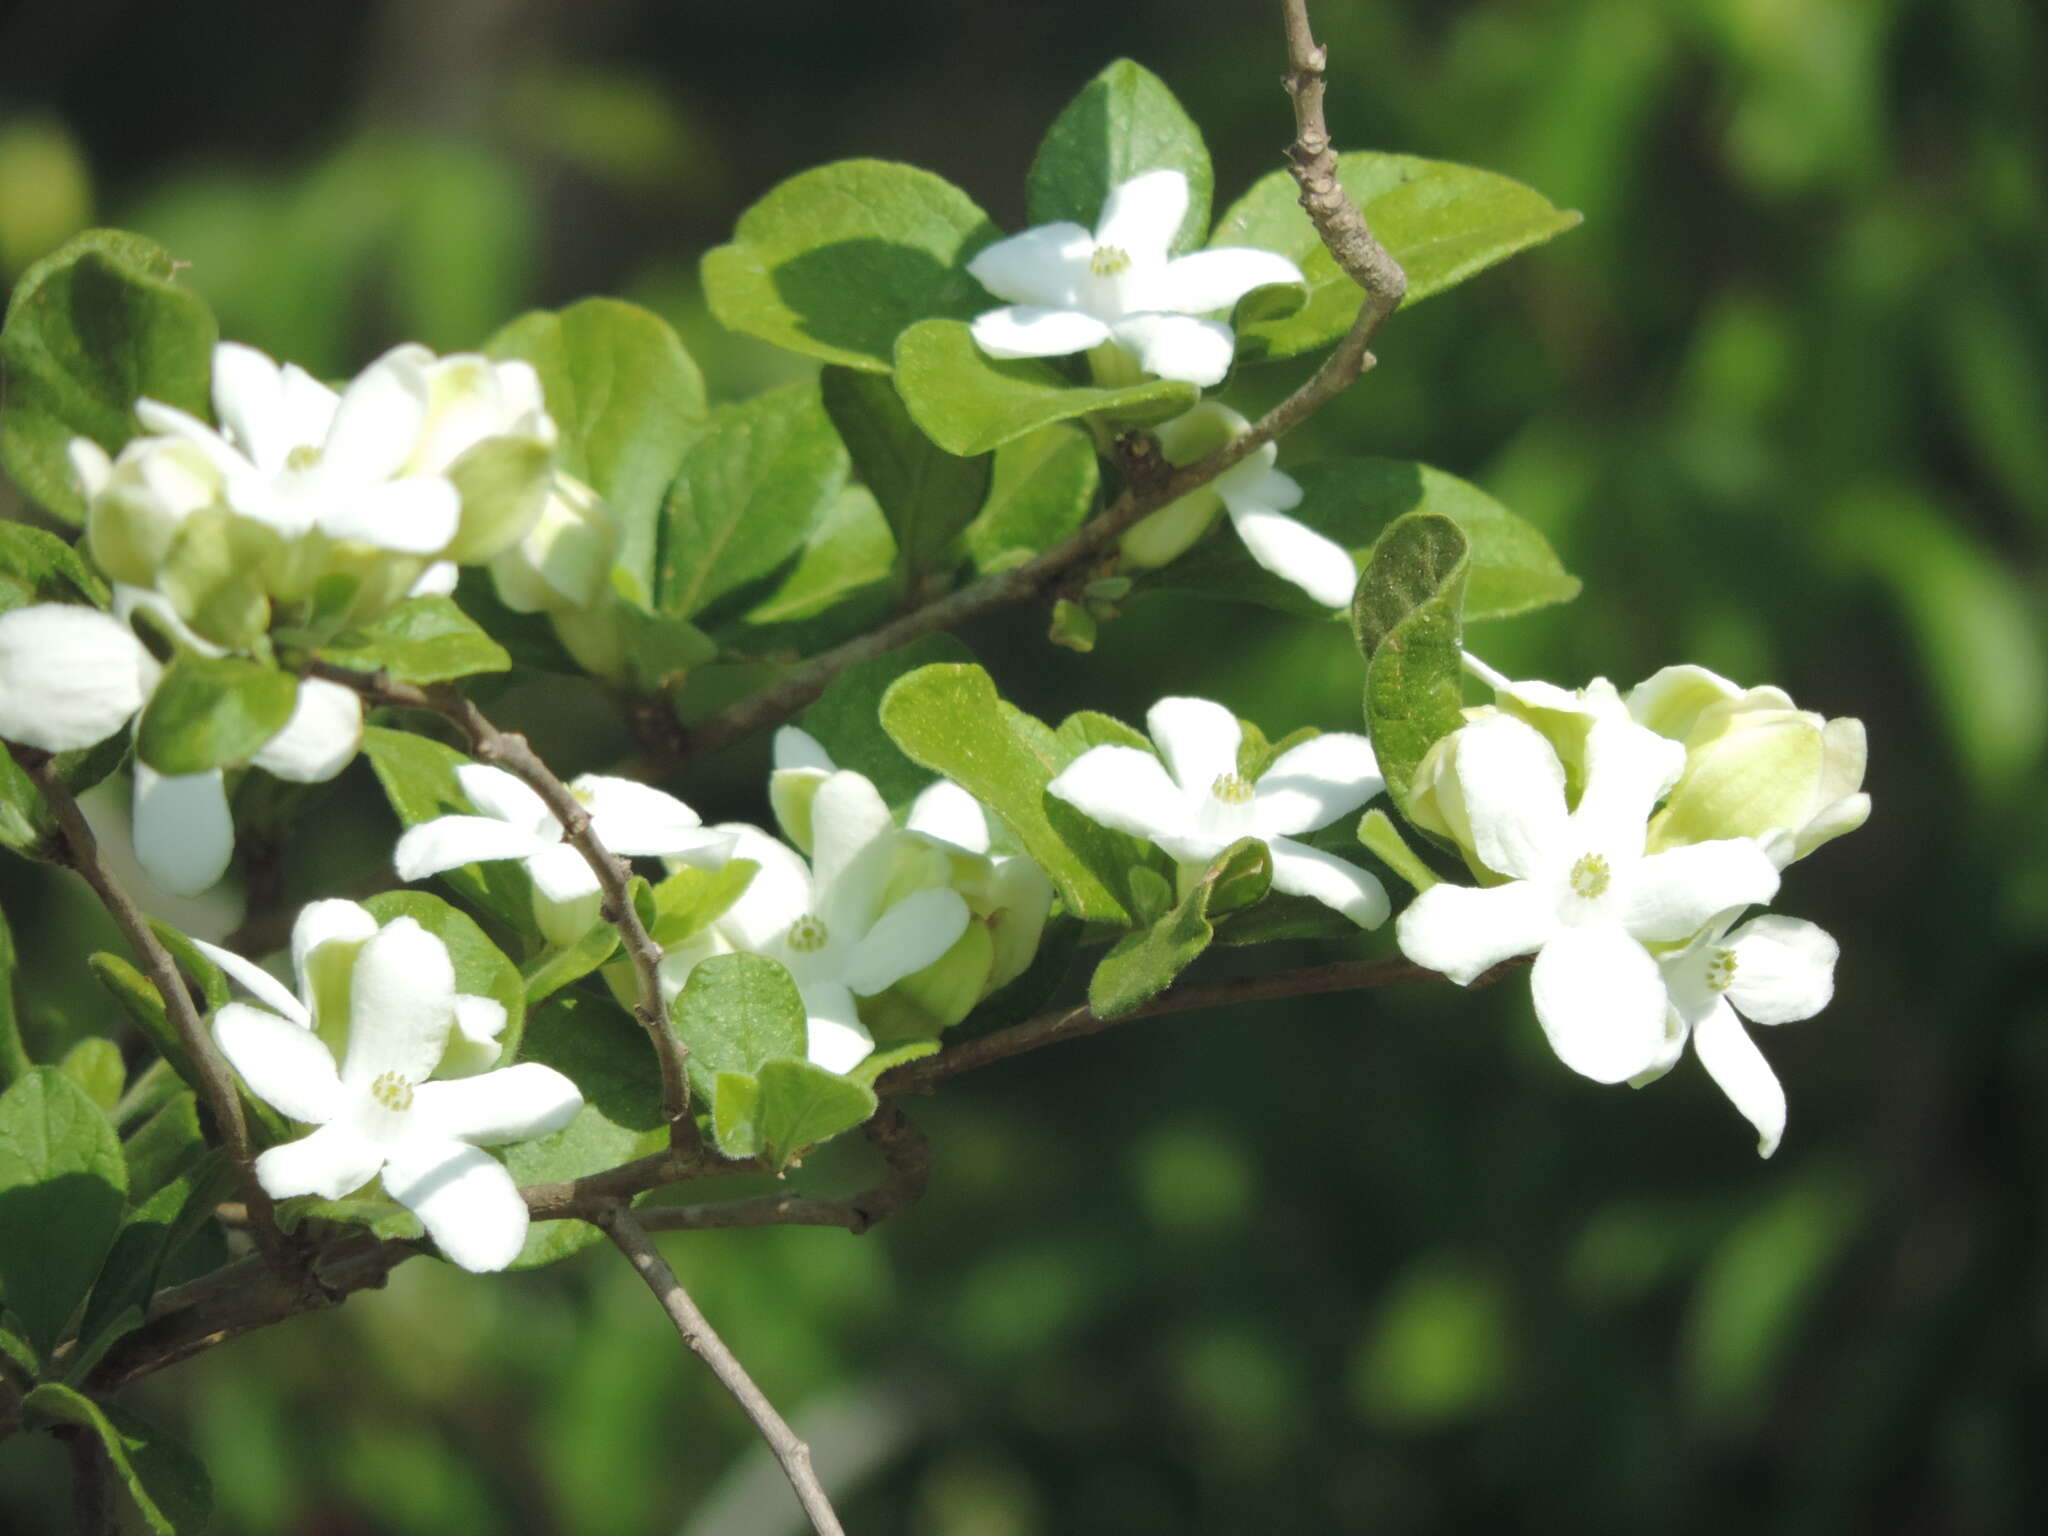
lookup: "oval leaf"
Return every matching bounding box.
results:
[0,1067,128,1355]
[316,595,511,684]
[22,1383,212,1535]
[1026,59,1213,256]
[135,653,298,774]
[821,366,991,585]
[1353,512,1470,819]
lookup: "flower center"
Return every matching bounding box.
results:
[786,914,829,953]
[1705,948,1738,993]
[1209,772,1255,806]
[285,444,323,473]
[370,1071,414,1112]
[1090,244,1132,277]
[1568,853,1612,900]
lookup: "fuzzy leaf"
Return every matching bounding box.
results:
[1352,511,1470,818]
[316,596,511,684]
[22,1384,212,1534]
[0,1068,127,1355]
[1088,838,1271,1019]
[134,653,297,774]
[821,366,991,585]
[1026,59,1213,256]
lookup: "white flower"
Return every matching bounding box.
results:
[967,169,1302,388]
[205,909,580,1272]
[1047,696,1391,927]
[660,771,971,1075]
[1641,912,1839,1158]
[1395,713,1782,1083]
[1120,403,1357,608]
[488,473,617,615]
[393,765,730,946]
[0,596,362,895]
[401,349,554,478]
[68,433,224,591]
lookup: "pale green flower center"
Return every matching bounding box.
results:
[1705,948,1738,993]
[370,1071,414,1112]
[786,914,829,953]
[1568,853,1611,899]
[1210,772,1255,806]
[285,444,323,473]
[1090,244,1132,277]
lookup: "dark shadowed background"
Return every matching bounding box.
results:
[2,0,2045,1530]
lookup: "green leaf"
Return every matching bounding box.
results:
[273,1196,424,1243]
[86,955,192,1089]
[363,890,525,1064]
[1352,512,1470,818]
[73,1149,231,1375]
[315,596,511,684]
[0,523,110,609]
[742,483,897,626]
[0,1067,128,1354]
[1155,458,1577,620]
[647,861,757,950]
[134,653,298,774]
[57,1037,124,1114]
[709,1071,761,1160]
[962,425,1099,576]
[0,902,30,1087]
[0,230,218,524]
[1088,839,1271,1019]
[702,159,1001,372]
[716,1059,877,1173]
[821,366,992,585]
[879,663,1133,922]
[799,633,973,808]
[486,298,707,601]
[673,953,807,1107]
[655,378,849,620]
[894,318,1197,456]
[499,991,665,1269]
[358,726,533,929]
[21,1383,212,1534]
[149,920,230,1013]
[850,1037,941,1087]
[1026,60,1213,256]
[118,1091,205,1204]
[520,922,619,1005]
[1211,155,1583,363]
[0,1324,36,1378]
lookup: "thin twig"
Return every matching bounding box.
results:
[303,667,695,1149]
[597,1205,847,1536]
[11,747,285,1265]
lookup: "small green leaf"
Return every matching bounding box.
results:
[0,1067,128,1354]
[135,653,298,774]
[57,1037,124,1113]
[673,953,807,1107]
[798,633,972,808]
[894,318,1197,456]
[1357,808,1441,895]
[315,596,511,684]
[741,483,898,628]
[750,1058,877,1172]
[86,955,191,1089]
[273,1196,424,1243]
[1211,155,1583,363]
[655,378,849,620]
[22,1383,213,1534]
[0,230,218,524]
[73,1149,231,1375]
[521,923,620,1005]
[0,1323,36,1378]
[0,902,30,1087]
[821,366,992,585]
[962,424,1099,575]
[647,861,757,950]
[880,663,1132,922]
[118,1091,205,1204]
[1026,60,1213,256]
[850,1037,941,1087]
[149,920,230,1013]
[1156,459,1577,621]
[486,298,707,601]
[363,890,525,1063]
[710,1070,762,1160]
[1088,839,1271,1019]
[0,523,110,608]
[1352,512,1470,819]
[703,159,1001,372]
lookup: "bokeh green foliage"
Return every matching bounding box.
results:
[1,0,2044,1530]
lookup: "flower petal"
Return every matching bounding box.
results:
[1723,914,1838,1025]
[1146,696,1242,799]
[971,305,1112,360]
[711,825,814,954]
[1691,999,1787,1156]
[1623,839,1779,942]
[800,979,874,1075]
[209,342,293,469]
[1625,663,1742,741]
[290,897,379,1025]
[1094,169,1187,268]
[575,773,716,857]
[411,1061,582,1145]
[1151,247,1305,314]
[215,1001,345,1123]
[1266,838,1391,928]
[523,841,602,906]
[190,938,310,1027]
[132,766,234,896]
[1449,715,1569,881]
[1108,313,1235,387]
[456,763,552,833]
[317,476,460,555]
[0,605,149,751]
[773,726,836,772]
[321,350,429,486]
[255,1120,385,1202]
[394,815,550,881]
[1252,733,1384,836]
[1222,501,1357,608]
[409,560,460,598]
[339,916,456,1087]
[380,1139,528,1272]
[808,770,896,931]
[966,223,1095,307]
[1572,718,1686,854]
[1046,745,1186,843]
[906,780,990,853]
[251,677,362,783]
[844,887,971,995]
[1395,878,1558,985]
[1529,924,1671,1084]
[436,994,510,1078]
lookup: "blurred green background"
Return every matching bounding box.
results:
[3,0,2046,1530]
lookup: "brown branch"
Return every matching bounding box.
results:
[597,1205,847,1536]
[11,747,284,1265]
[303,667,695,1150]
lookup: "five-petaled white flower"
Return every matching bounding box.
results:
[1048,696,1391,927]
[1643,912,1839,1158]
[967,169,1302,388]
[394,765,730,947]
[0,593,361,895]
[204,905,582,1272]
[1395,713,1782,1084]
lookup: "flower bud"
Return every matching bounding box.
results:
[1118,404,1242,570]
[489,474,618,614]
[405,353,559,565]
[76,436,223,590]
[863,921,996,1041]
